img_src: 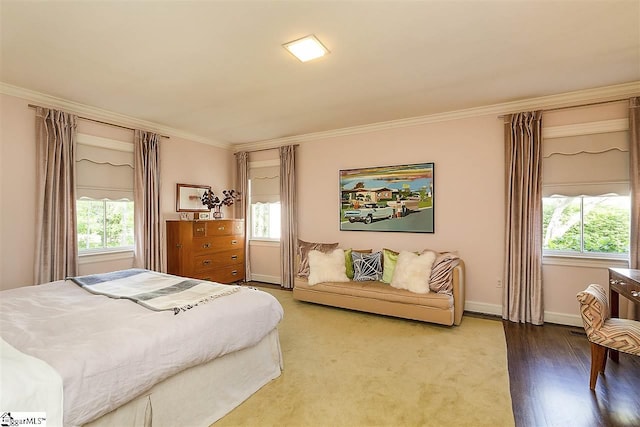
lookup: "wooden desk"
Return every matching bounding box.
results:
[607,268,640,361]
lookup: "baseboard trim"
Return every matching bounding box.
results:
[544,311,583,327]
[465,301,502,316]
[464,300,583,327]
[250,274,281,285]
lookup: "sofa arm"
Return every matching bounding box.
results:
[452,260,465,326]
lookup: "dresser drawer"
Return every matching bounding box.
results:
[193,265,245,284]
[192,235,244,254]
[192,220,244,238]
[193,249,244,272]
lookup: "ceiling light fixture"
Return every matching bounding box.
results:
[283,34,329,62]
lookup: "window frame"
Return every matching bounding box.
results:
[75,133,136,257]
[248,159,281,242]
[249,201,281,242]
[77,198,135,255]
[541,119,631,267]
[542,195,631,265]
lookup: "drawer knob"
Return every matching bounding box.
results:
[196,227,205,233]
[202,243,211,249]
[231,270,238,275]
[231,255,238,260]
[218,226,225,231]
[231,240,238,245]
[203,260,211,266]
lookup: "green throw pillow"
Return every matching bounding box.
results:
[345,249,355,279]
[382,248,399,283]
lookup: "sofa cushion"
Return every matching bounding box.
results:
[308,249,350,286]
[295,278,453,310]
[390,251,436,294]
[352,251,382,281]
[297,239,339,277]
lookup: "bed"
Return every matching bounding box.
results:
[0,269,284,427]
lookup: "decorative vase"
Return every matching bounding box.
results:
[213,206,223,219]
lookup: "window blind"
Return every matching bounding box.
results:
[76,134,134,201]
[249,165,279,203]
[543,130,630,197]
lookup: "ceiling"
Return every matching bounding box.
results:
[1,1,639,146]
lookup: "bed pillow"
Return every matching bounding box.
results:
[308,249,350,286]
[345,248,373,279]
[381,248,399,283]
[297,239,339,277]
[352,251,383,281]
[390,250,437,294]
[429,252,460,294]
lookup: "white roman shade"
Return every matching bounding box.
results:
[543,131,630,197]
[76,134,134,201]
[250,165,279,203]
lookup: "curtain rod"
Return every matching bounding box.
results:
[28,104,170,139]
[235,144,300,154]
[497,98,629,119]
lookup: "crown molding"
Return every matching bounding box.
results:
[0,82,231,150]
[235,81,640,152]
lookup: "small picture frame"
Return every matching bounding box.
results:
[198,212,210,220]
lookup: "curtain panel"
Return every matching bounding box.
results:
[133,130,162,271]
[279,145,297,289]
[34,107,79,284]
[628,97,640,319]
[503,111,544,325]
[235,151,251,280]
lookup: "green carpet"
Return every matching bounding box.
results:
[215,287,514,427]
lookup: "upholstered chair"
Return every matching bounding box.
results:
[576,284,640,390]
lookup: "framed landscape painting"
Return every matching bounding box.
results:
[340,162,434,233]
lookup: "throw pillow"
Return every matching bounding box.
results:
[429,252,460,294]
[381,248,399,283]
[345,248,373,279]
[308,249,350,286]
[297,239,339,278]
[352,251,382,281]
[390,250,437,294]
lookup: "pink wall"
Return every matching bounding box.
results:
[1,94,37,289]
[0,93,233,289]
[295,115,506,308]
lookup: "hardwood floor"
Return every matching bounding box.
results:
[503,320,640,427]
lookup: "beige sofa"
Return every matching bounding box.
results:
[292,260,465,326]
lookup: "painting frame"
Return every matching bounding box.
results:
[339,162,435,233]
[176,183,211,212]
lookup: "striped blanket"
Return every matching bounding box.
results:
[68,269,240,314]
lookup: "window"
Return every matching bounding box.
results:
[249,161,280,241]
[542,121,630,260]
[77,199,134,251]
[251,202,281,240]
[542,196,630,257]
[75,134,135,254]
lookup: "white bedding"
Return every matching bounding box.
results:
[0,338,63,426]
[0,280,283,427]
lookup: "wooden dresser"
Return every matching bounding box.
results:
[166,219,245,283]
